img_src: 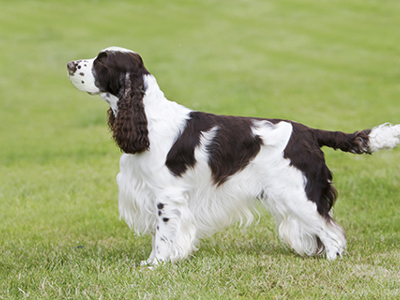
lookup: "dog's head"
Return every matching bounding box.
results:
[67,47,150,154]
[67,46,149,96]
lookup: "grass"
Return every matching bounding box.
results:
[1,0,400,298]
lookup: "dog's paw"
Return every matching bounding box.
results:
[325,245,345,260]
[140,260,150,267]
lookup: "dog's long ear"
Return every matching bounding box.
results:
[108,73,150,154]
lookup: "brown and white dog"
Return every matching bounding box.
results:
[68,47,400,265]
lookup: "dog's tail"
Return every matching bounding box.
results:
[315,123,400,154]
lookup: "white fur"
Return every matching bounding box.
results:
[102,46,136,54]
[369,123,400,152]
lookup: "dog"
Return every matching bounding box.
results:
[68,47,400,265]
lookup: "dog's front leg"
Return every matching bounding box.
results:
[152,192,197,264]
[141,235,156,266]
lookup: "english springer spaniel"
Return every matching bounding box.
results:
[67,47,400,265]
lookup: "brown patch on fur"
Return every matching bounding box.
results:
[166,112,263,185]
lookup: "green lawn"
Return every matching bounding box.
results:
[1,0,400,298]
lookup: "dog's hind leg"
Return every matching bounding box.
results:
[262,165,347,260]
[266,191,346,260]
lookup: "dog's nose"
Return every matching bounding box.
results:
[67,61,77,75]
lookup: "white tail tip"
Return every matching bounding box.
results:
[369,123,400,152]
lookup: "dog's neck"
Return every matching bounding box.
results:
[143,74,191,124]
[100,92,119,115]
[142,75,191,149]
